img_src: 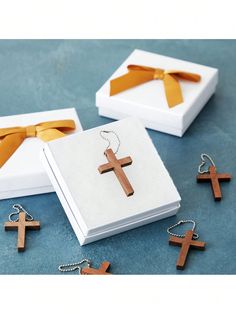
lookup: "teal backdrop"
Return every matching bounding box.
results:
[0,40,235,274]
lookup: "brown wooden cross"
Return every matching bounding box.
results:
[81,261,111,275]
[169,230,206,270]
[197,165,231,201]
[98,148,134,196]
[4,212,40,252]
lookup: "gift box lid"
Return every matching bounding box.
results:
[96,49,218,136]
[42,117,181,240]
[0,108,82,199]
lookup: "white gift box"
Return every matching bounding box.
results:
[0,108,82,200]
[96,49,218,137]
[42,117,181,245]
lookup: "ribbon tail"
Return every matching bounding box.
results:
[167,71,201,82]
[110,71,154,96]
[37,129,66,142]
[37,120,76,132]
[163,74,183,108]
[0,133,26,168]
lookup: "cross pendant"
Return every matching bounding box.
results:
[4,212,40,251]
[98,148,134,197]
[81,261,111,275]
[169,230,206,270]
[197,165,231,201]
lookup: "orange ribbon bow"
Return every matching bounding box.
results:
[0,119,76,168]
[110,65,201,108]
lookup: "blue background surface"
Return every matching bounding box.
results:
[0,40,235,274]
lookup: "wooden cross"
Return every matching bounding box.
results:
[81,261,111,275]
[98,148,134,196]
[197,165,231,201]
[169,230,206,270]
[4,212,40,252]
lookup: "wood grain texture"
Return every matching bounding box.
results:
[98,148,134,197]
[197,165,231,201]
[81,261,111,275]
[4,212,40,252]
[169,230,206,270]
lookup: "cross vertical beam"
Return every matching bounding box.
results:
[98,148,134,196]
[197,165,231,201]
[81,261,111,275]
[169,230,206,270]
[4,212,40,251]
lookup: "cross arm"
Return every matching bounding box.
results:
[81,262,111,275]
[119,156,132,167]
[4,222,19,230]
[217,174,232,181]
[99,157,133,173]
[25,220,41,229]
[98,162,113,173]
[99,261,111,272]
[196,174,211,181]
[169,236,184,246]
[190,240,206,250]
[81,267,110,275]
[81,261,111,275]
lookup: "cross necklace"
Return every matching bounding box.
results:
[58,259,111,275]
[4,204,40,251]
[196,153,231,201]
[98,130,134,197]
[167,220,206,270]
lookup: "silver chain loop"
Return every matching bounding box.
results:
[100,130,121,155]
[58,259,91,274]
[198,153,216,174]
[9,204,34,222]
[167,220,199,240]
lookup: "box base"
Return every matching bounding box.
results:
[42,148,180,245]
[0,185,54,200]
[82,204,180,245]
[97,85,216,137]
[98,106,185,137]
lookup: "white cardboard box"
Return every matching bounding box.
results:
[96,49,218,137]
[0,108,82,200]
[42,117,181,245]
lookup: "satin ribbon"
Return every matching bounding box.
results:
[110,65,201,108]
[0,119,76,168]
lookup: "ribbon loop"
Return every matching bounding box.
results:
[0,119,76,168]
[26,125,36,137]
[110,64,201,108]
[153,69,165,80]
